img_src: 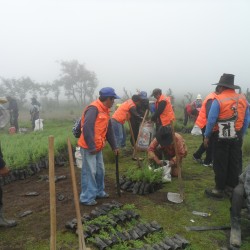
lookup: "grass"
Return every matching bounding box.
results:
[0,107,250,249]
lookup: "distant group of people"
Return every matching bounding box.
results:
[1,96,41,132]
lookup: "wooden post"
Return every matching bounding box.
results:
[67,138,87,250]
[49,135,56,250]
[170,121,184,200]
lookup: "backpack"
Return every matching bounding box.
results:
[72,118,81,138]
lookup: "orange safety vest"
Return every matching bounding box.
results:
[155,94,175,126]
[112,99,135,124]
[195,92,217,129]
[78,99,110,151]
[215,89,248,131]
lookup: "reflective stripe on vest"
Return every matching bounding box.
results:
[112,99,135,124]
[155,94,175,126]
[78,99,110,151]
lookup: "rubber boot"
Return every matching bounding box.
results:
[0,207,17,228]
[230,216,241,248]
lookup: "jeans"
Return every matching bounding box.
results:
[193,128,215,164]
[79,148,107,204]
[111,119,126,148]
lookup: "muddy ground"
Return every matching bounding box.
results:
[0,164,167,249]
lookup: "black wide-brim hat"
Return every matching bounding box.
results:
[212,73,240,89]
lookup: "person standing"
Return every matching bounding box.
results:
[0,145,17,227]
[78,87,119,206]
[183,94,202,126]
[112,95,142,148]
[150,88,175,138]
[204,74,249,199]
[30,97,40,130]
[6,96,19,132]
[193,87,219,166]
[129,92,149,146]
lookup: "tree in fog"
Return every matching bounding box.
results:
[184,92,193,104]
[57,60,98,105]
[51,80,61,105]
[166,88,175,105]
[0,77,36,105]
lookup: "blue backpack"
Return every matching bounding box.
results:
[72,118,81,138]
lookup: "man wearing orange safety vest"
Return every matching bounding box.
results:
[150,88,175,141]
[78,87,120,206]
[111,95,142,148]
[193,86,219,166]
[204,74,249,199]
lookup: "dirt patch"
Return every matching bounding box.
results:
[1,165,166,247]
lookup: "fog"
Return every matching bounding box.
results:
[0,0,250,99]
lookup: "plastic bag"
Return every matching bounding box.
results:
[75,147,82,168]
[191,125,202,136]
[136,121,155,151]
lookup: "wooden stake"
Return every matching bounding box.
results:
[49,135,56,250]
[67,138,87,250]
[170,121,184,200]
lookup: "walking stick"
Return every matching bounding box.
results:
[115,152,121,197]
[127,115,136,157]
[171,121,184,200]
[127,115,142,166]
[49,136,56,250]
[67,138,87,250]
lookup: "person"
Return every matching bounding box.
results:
[229,165,250,248]
[183,94,202,126]
[0,146,17,227]
[204,74,249,199]
[129,91,149,146]
[193,87,219,166]
[78,87,119,206]
[111,95,142,148]
[6,96,19,132]
[138,91,149,116]
[147,128,187,182]
[30,97,41,130]
[150,88,175,141]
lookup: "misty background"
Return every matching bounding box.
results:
[0,0,250,105]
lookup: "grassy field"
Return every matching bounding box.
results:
[0,107,250,249]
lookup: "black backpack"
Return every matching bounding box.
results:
[72,118,81,138]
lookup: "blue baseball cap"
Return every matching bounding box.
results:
[139,91,148,99]
[99,87,120,99]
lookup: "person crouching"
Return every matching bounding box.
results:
[147,127,187,182]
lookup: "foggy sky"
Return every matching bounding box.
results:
[0,0,250,99]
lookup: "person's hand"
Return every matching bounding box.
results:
[157,159,164,166]
[204,137,209,148]
[114,149,119,155]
